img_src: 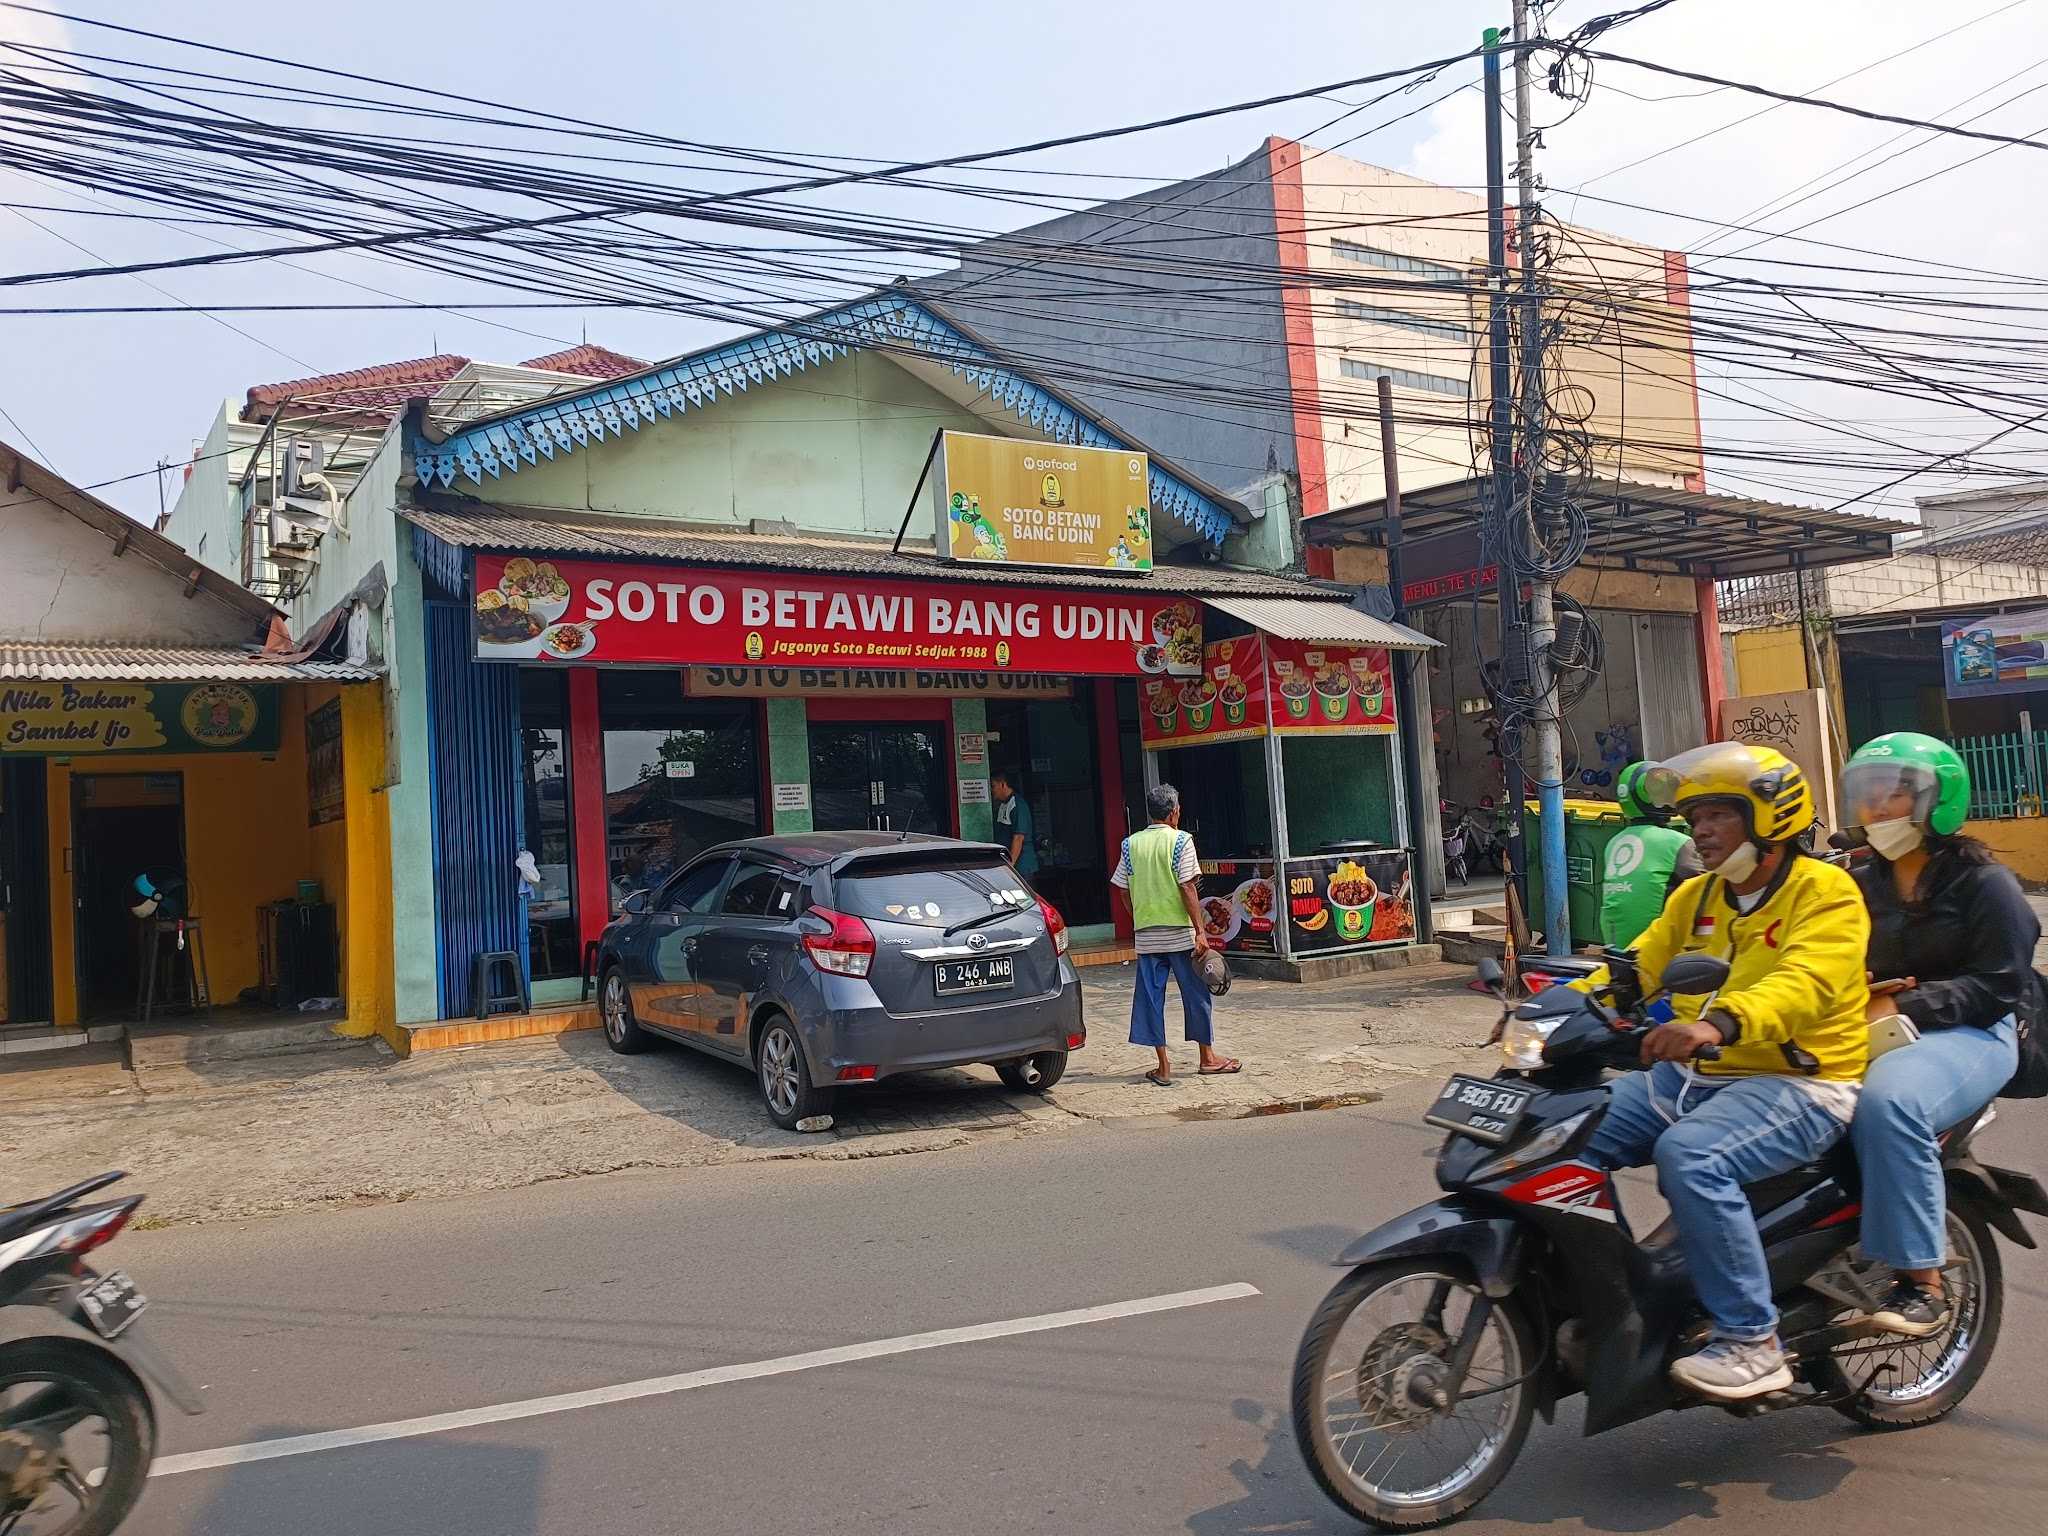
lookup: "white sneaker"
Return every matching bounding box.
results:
[1669,1335,1794,1401]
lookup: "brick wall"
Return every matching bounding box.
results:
[1822,553,2048,616]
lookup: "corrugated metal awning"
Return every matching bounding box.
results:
[0,644,380,682]
[1203,596,1437,650]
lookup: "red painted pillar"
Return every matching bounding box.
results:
[1695,577,1727,740]
[1092,679,1133,941]
[567,667,610,950]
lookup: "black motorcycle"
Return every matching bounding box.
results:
[1291,953,2048,1530]
[0,1172,203,1535]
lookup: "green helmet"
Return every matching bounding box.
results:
[1616,761,1657,820]
[1842,731,1970,837]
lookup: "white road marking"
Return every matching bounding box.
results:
[151,1281,1261,1478]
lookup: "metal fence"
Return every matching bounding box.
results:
[1955,730,2046,819]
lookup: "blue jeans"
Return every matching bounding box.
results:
[1853,1018,2017,1270]
[1587,1063,1848,1341]
[1129,951,1213,1048]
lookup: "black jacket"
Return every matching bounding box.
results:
[1855,855,2040,1032]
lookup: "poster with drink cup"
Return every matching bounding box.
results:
[1139,635,1269,749]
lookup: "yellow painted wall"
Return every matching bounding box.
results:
[1964,818,2048,888]
[1731,626,1809,697]
[336,685,396,1047]
[39,685,338,1027]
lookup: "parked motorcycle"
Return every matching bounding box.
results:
[0,1172,203,1535]
[1292,952,2047,1530]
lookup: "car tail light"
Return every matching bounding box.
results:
[801,906,875,977]
[1066,1031,1086,1051]
[836,1065,878,1082]
[1035,895,1070,956]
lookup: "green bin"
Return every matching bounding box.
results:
[1521,798,1628,949]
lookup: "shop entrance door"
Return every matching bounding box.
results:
[808,723,951,834]
[1,760,53,1027]
[71,773,185,1020]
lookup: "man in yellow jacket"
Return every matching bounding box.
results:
[1578,742,1870,1403]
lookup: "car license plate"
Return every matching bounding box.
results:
[1423,1075,1533,1145]
[934,956,1015,995]
[77,1271,147,1339]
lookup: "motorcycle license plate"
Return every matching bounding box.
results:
[77,1271,147,1339]
[1424,1075,1533,1145]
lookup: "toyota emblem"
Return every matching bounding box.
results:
[967,931,988,951]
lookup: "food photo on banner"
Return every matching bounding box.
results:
[1942,605,2048,698]
[1193,860,1280,955]
[1139,634,1269,749]
[1266,640,1395,733]
[1284,850,1416,952]
[470,553,1204,677]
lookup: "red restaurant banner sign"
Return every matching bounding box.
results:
[1140,635,1269,749]
[1266,640,1395,735]
[471,554,1204,676]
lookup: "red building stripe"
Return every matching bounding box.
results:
[567,667,610,955]
[1266,137,1329,520]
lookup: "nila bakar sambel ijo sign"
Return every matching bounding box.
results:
[472,554,1202,676]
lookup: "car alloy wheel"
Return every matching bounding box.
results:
[760,1024,801,1117]
[603,973,628,1044]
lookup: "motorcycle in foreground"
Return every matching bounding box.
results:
[0,1172,203,1535]
[1292,953,2048,1530]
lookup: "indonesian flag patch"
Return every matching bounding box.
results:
[1692,915,1717,939]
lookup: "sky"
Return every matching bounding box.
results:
[3,0,2046,523]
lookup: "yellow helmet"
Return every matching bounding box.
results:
[1640,742,1814,845]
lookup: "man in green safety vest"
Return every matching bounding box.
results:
[1599,760,1706,949]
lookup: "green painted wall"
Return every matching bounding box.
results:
[493,353,990,540]
[765,697,812,834]
[951,698,993,843]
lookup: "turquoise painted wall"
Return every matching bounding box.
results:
[481,352,989,541]
[765,698,813,834]
[951,699,993,843]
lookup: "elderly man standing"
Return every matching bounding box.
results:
[1110,782,1241,1086]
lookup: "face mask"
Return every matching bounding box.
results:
[1711,841,1761,883]
[1864,817,1925,861]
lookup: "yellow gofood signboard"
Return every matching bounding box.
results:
[937,431,1153,572]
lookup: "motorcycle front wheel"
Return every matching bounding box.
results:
[1833,1203,2002,1429]
[1292,1260,1537,1531]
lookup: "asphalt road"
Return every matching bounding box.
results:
[112,1078,2048,1535]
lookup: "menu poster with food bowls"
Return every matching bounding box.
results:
[471,554,1204,676]
[1139,635,1269,749]
[1283,850,1416,952]
[1267,641,1395,735]
[1194,861,1278,955]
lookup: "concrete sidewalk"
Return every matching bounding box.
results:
[0,962,1497,1228]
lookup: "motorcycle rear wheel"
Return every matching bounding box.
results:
[1292,1260,1537,1531]
[0,1337,154,1536]
[1833,1203,2002,1429]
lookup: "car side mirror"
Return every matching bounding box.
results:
[1660,952,1730,996]
[620,888,649,915]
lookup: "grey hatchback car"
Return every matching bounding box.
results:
[594,832,1085,1129]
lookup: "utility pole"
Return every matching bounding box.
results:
[1482,28,1529,956]
[1377,374,1433,946]
[1511,0,1571,957]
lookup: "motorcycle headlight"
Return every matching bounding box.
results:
[1469,1109,1594,1182]
[1502,1009,1565,1069]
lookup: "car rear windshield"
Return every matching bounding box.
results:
[833,858,1029,928]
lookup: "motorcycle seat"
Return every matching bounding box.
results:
[1639,1140,1862,1249]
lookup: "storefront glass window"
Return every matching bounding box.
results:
[519,670,579,981]
[599,673,759,912]
[1282,734,1397,853]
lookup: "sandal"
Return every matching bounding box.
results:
[1144,1069,1175,1087]
[1199,1058,1243,1075]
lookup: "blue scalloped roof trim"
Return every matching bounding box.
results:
[409,295,1232,546]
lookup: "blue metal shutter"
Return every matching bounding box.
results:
[424,599,526,1017]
